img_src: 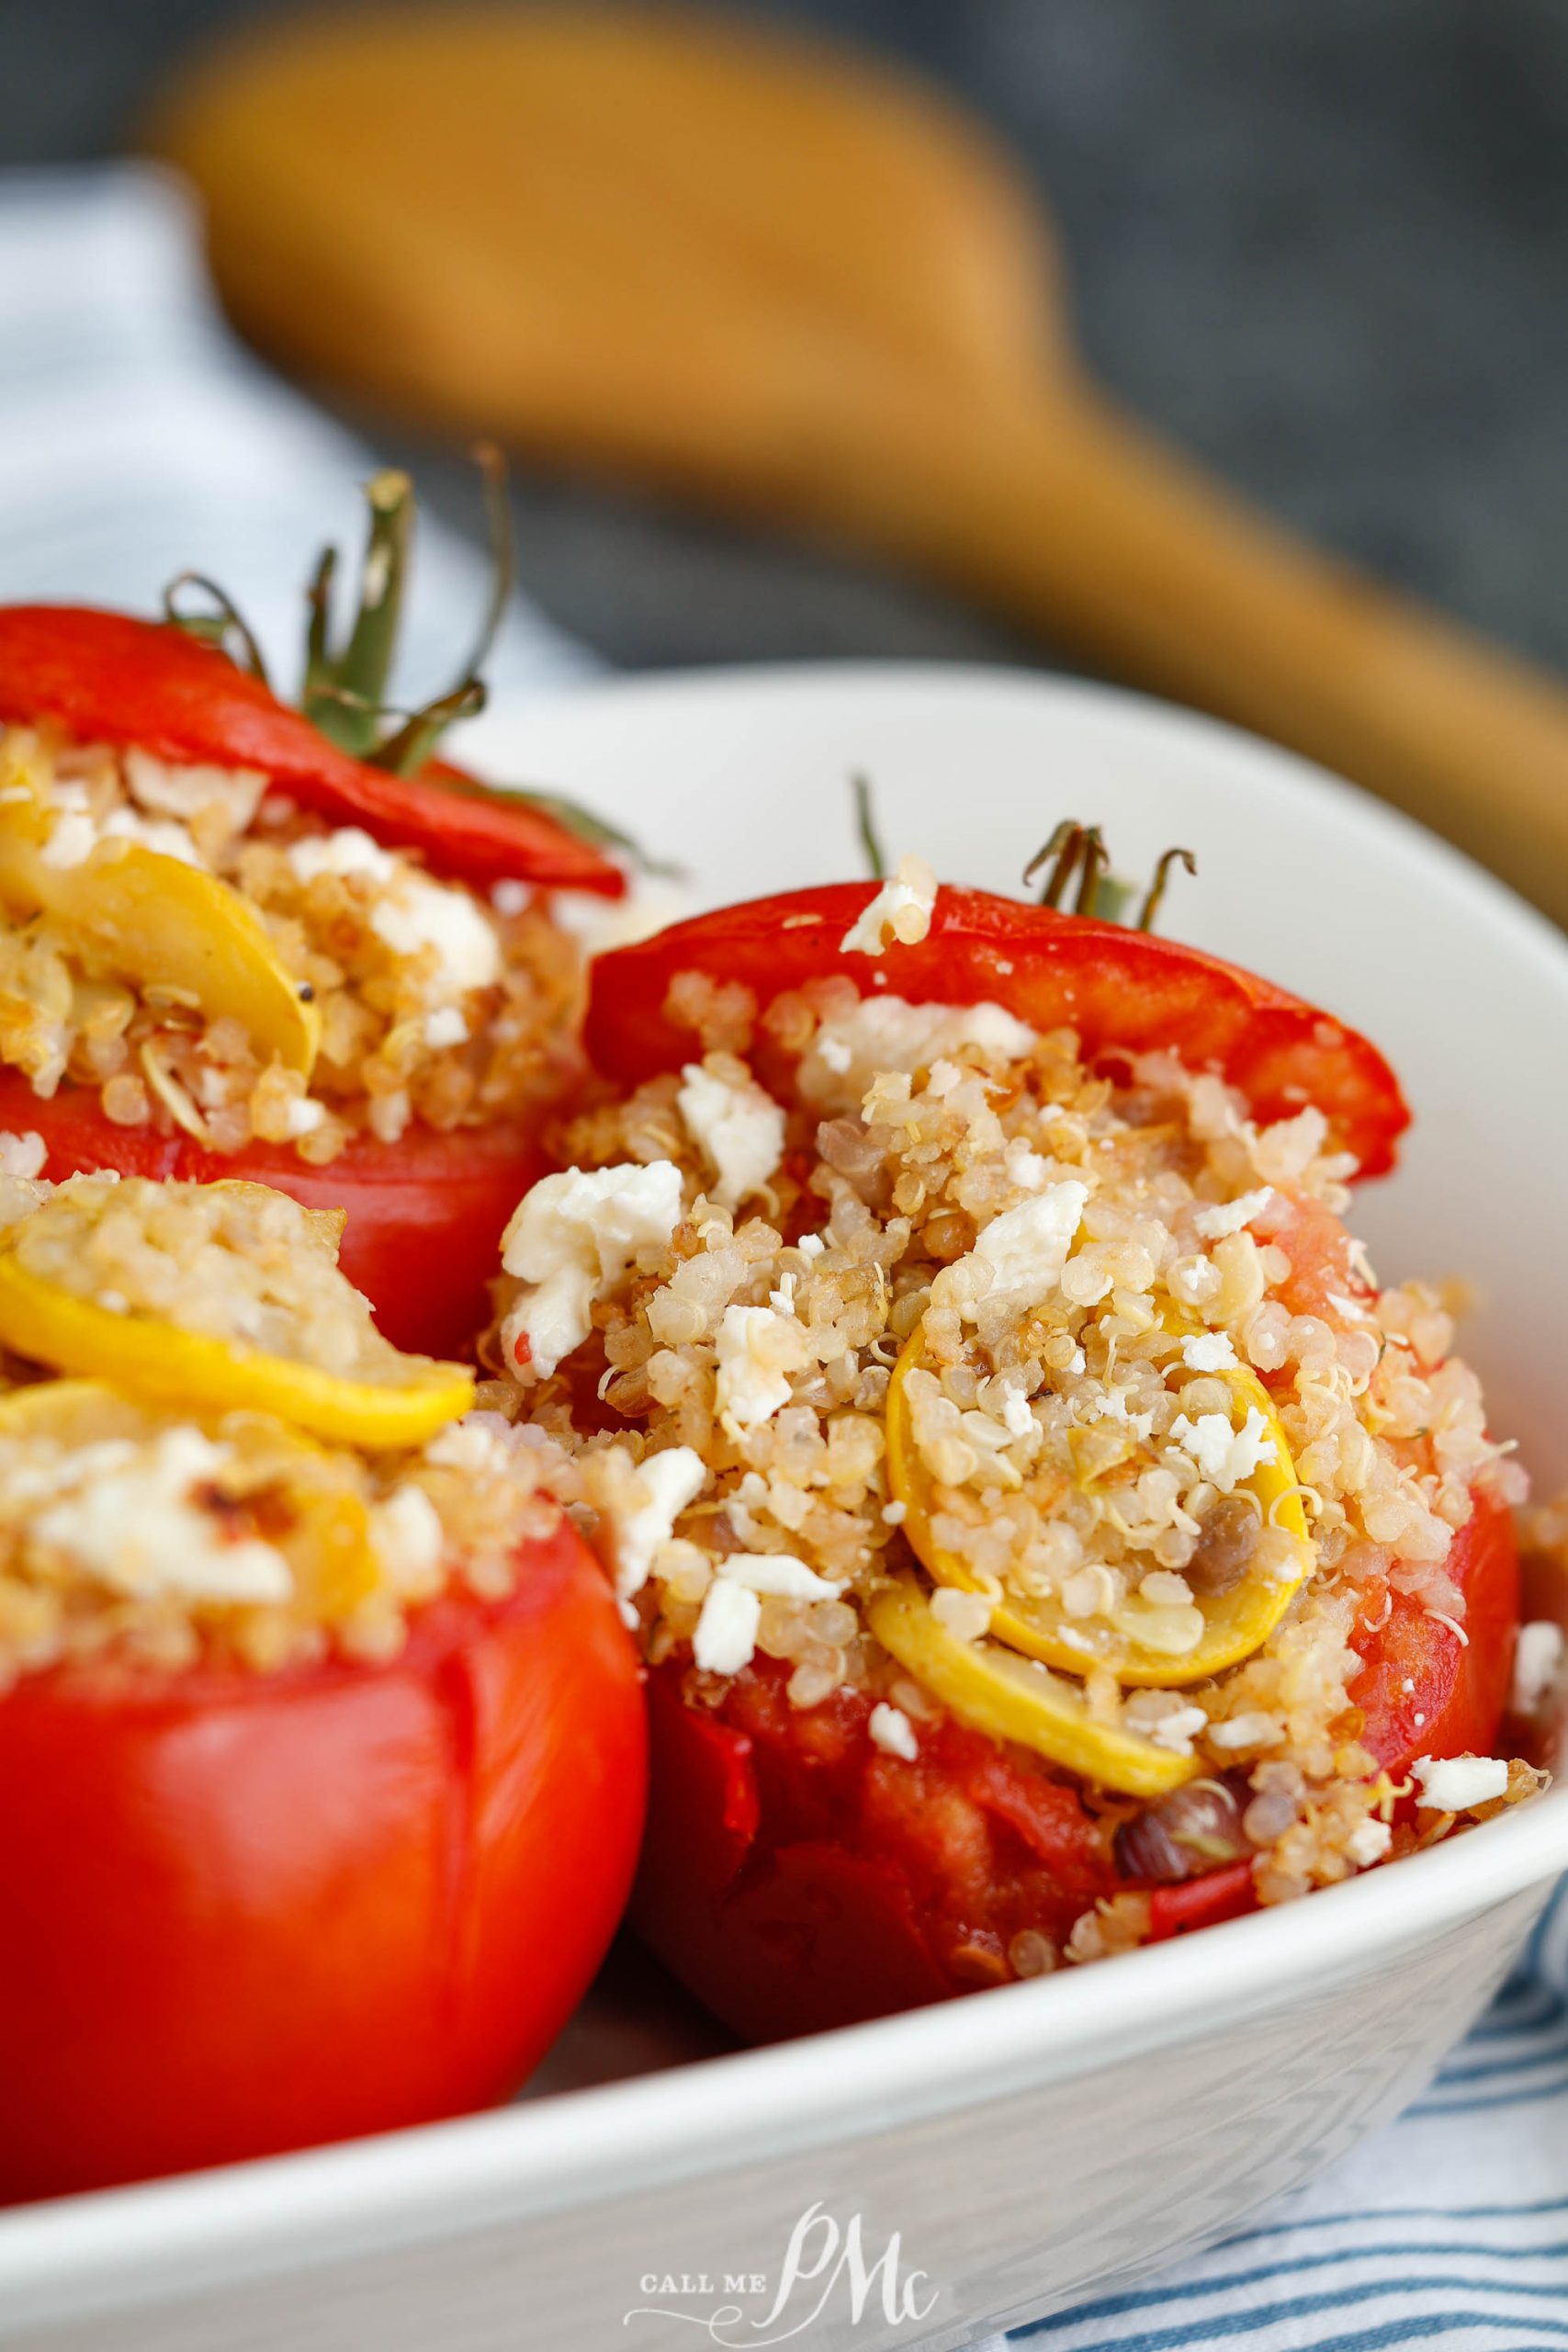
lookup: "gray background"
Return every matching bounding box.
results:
[6,0,1567,679]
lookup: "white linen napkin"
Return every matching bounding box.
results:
[3,160,1564,2352]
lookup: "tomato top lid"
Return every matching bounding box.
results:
[586,831,1410,1178]
[0,463,639,898]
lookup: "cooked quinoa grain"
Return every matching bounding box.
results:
[0,724,585,1158]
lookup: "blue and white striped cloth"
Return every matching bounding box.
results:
[5,163,1567,2352]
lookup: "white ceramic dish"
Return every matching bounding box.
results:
[5,665,1566,2352]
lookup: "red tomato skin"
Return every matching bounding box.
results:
[0,605,623,896]
[586,885,1409,1177]
[1349,1483,1520,1778]
[633,1486,1517,2041]
[0,1069,541,1359]
[0,1521,646,2204]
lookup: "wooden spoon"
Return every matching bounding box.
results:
[149,6,1568,922]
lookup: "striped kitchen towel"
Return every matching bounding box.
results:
[4,159,1566,2352]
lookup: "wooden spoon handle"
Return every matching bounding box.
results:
[842,388,1568,924]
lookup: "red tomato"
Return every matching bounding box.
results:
[632,1485,1517,2041]
[0,1520,646,2203]
[0,1069,539,1359]
[0,605,623,896]
[586,884,1409,1176]
[1349,1482,1520,1778]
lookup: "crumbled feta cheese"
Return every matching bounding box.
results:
[968,1182,1089,1307]
[1411,1754,1510,1812]
[868,1702,919,1761]
[716,1552,841,1598]
[1002,1137,1050,1192]
[1207,1711,1284,1751]
[287,826,398,886]
[123,749,266,830]
[491,877,530,918]
[715,1304,803,1435]
[1192,1187,1275,1240]
[693,1577,761,1676]
[605,1445,707,1599]
[999,1386,1035,1440]
[0,1131,45,1178]
[677,1062,785,1211]
[40,809,97,869]
[1346,1817,1393,1867]
[797,1234,826,1261]
[423,1006,469,1050]
[282,1096,326,1138]
[370,1485,446,1584]
[931,1586,993,1643]
[1181,1330,1237,1372]
[1513,1620,1565,1713]
[371,876,502,995]
[881,1499,907,1526]
[839,855,938,955]
[1168,1405,1277,1491]
[502,1160,684,1375]
[31,1429,292,1604]
[100,807,203,866]
[805,995,1037,1094]
[1147,1704,1208,1757]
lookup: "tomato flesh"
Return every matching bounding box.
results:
[0,1521,646,2203]
[586,884,1409,1176]
[0,1069,541,1358]
[633,1485,1517,2040]
[0,605,623,896]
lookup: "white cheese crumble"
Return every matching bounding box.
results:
[1181,1330,1238,1373]
[1513,1620,1565,1713]
[369,1484,446,1584]
[804,995,1037,1097]
[502,1159,684,1376]
[100,806,203,866]
[677,1062,785,1211]
[966,1182,1089,1308]
[288,827,502,997]
[605,1445,707,1599]
[423,1006,469,1050]
[1192,1187,1275,1240]
[715,1304,802,1436]
[868,1702,919,1761]
[931,1586,993,1643]
[1346,1817,1393,1867]
[370,876,502,995]
[1147,1704,1209,1757]
[0,1130,46,1178]
[1410,1754,1510,1812]
[1206,1711,1284,1751]
[716,1552,841,1598]
[797,1233,826,1261]
[287,825,397,886]
[40,809,98,870]
[839,855,938,955]
[693,1577,761,1676]
[998,1386,1036,1440]
[1168,1405,1277,1492]
[282,1096,326,1139]
[30,1429,292,1604]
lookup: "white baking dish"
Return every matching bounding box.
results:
[4,666,1564,2352]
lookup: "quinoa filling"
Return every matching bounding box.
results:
[0,1389,566,1685]
[0,723,584,1159]
[491,973,1541,1952]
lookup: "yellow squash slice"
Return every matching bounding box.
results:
[867,1573,1198,1798]
[886,1323,1311,1688]
[0,786,320,1076]
[0,1250,474,1450]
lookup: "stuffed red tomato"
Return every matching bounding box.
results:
[0,1170,645,2199]
[485,845,1535,2041]
[0,481,626,1356]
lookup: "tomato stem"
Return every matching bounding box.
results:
[162,574,271,689]
[851,771,887,880]
[1137,846,1198,933]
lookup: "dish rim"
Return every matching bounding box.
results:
[5,657,1567,2326]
